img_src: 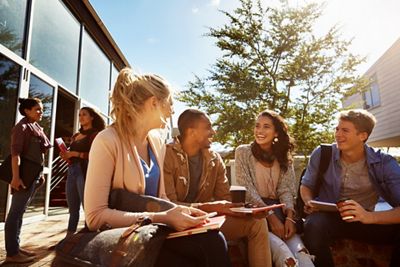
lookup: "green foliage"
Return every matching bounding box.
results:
[179,0,365,156]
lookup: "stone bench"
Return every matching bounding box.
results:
[229,238,393,267]
[331,239,393,267]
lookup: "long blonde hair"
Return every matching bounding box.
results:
[110,68,171,145]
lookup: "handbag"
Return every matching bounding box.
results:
[54,191,175,267]
[109,188,175,212]
[0,155,43,188]
[54,220,171,267]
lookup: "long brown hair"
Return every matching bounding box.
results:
[80,107,106,132]
[251,110,295,173]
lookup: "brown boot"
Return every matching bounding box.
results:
[20,247,37,256]
[5,252,35,263]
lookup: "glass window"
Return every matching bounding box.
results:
[0,54,20,159]
[0,0,28,56]
[30,0,80,93]
[0,54,20,222]
[79,30,111,114]
[26,74,54,218]
[109,65,119,116]
[370,82,380,106]
[29,74,54,140]
[363,80,381,109]
[111,64,119,88]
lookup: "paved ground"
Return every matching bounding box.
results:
[0,208,84,267]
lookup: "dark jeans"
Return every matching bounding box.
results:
[4,177,38,256]
[66,162,85,232]
[303,212,400,267]
[155,230,232,267]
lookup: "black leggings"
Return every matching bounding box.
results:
[155,230,231,267]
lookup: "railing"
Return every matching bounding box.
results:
[50,156,69,192]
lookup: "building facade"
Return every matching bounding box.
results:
[0,0,129,226]
[343,38,400,147]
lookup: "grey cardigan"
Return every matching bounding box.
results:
[234,144,296,211]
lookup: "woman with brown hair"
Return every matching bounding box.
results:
[4,98,51,264]
[235,110,314,267]
[60,107,105,237]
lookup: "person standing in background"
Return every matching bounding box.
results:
[60,107,105,238]
[4,98,51,264]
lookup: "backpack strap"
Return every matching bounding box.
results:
[313,144,332,195]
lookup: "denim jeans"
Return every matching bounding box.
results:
[66,162,85,232]
[155,231,231,267]
[4,177,38,256]
[263,198,314,267]
[303,212,400,267]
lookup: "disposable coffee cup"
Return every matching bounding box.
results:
[336,198,354,220]
[230,185,247,203]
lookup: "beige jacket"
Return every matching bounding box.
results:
[235,144,296,211]
[84,127,167,231]
[163,139,231,204]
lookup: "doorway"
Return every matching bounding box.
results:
[50,89,76,207]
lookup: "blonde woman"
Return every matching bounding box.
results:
[84,68,231,267]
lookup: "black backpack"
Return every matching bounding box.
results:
[296,144,332,219]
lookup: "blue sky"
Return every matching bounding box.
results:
[89,0,400,125]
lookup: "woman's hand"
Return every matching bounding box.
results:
[60,151,76,160]
[268,214,285,239]
[159,206,208,231]
[10,177,26,190]
[284,218,296,240]
[197,200,243,217]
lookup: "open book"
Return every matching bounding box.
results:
[167,215,226,239]
[309,200,338,212]
[230,203,285,214]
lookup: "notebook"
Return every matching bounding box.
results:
[167,215,226,239]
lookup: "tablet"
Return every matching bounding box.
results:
[230,203,285,214]
[309,200,338,212]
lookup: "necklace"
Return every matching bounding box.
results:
[265,161,276,198]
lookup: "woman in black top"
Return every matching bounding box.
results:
[5,98,51,264]
[60,107,105,237]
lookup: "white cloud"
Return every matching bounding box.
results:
[146,37,159,44]
[192,7,199,14]
[209,0,220,7]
